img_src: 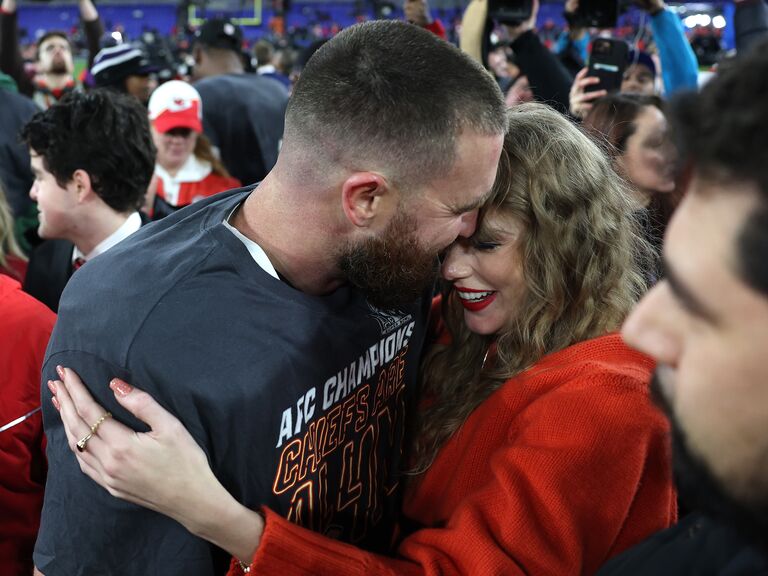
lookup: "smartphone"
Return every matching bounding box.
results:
[586,37,629,93]
[576,0,619,28]
[488,0,534,25]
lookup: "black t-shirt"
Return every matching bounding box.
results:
[194,74,288,187]
[35,187,430,575]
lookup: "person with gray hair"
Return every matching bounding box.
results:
[34,19,506,576]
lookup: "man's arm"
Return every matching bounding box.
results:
[78,0,103,70]
[643,0,699,95]
[0,0,33,97]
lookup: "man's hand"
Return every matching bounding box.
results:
[77,0,99,22]
[404,0,433,26]
[633,0,665,15]
[564,0,587,39]
[0,0,17,14]
[503,0,539,43]
[569,67,607,119]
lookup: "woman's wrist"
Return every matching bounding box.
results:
[188,483,265,564]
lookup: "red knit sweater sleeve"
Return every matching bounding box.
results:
[395,374,676,575]
[232,353,675,576]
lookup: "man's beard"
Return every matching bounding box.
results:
[338,209,439,311]
[48,56,69,75]
[650,372,768,554]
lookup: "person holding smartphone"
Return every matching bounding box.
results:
[569,0,698,119]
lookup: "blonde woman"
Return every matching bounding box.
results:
[0,184,28,281]
[50,104,675,575]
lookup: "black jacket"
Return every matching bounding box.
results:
[597,513,768,576]
[23,213,149,312]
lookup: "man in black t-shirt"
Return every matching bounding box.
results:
[191,18,288,186]
[35,20,507,576]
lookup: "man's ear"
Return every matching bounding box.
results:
[341,172,395,228]
[71,169,94,204]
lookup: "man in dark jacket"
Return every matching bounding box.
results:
[599,40,768,575]
[21,90,155,312]
[0,87,37,219]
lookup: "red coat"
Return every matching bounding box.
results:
[155,171,241,210]
[0,277,55,575]
[234,333,676,575]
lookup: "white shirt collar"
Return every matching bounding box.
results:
[222,205,280,280]
[257,64,277,75]
[73,211,142,263]
[155,156,212,207]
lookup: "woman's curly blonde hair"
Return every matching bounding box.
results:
[410,103,651,473]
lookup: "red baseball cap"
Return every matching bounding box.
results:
[148,80,203,134]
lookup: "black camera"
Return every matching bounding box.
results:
[488,0,534,25]
[574,0,619,28]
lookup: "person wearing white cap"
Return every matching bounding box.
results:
[146,80,240,219]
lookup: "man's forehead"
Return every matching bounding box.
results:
[668,176,759,288]
[627,63,653,78]
[40,37,69,48]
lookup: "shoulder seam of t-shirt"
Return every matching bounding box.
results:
[44,348,128,374]
[117,191,251,368]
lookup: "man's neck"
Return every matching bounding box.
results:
[71,209,132,257]
[231,176,345,295]
[195,59,244,80]
[41,73,72,91]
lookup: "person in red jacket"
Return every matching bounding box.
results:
[145,80,241,220]
[0,276,55,576]
[49,104,675,575]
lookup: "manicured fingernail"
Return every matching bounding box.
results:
[47,380,57,394]
[56,365,65,378]
[110,378,133,397]
[52,396,61,411]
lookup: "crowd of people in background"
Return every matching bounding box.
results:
[1,0,768,574]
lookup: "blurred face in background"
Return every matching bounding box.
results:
[617,105,676,203]
[152,126,198,175]
[505,75,534,107]
[38,35,74,76]
[621,63,656,95]
[488,48,512,79]
[125,74,158,105]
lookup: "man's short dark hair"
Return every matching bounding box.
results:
[21,90,156,213]
[36,31,70,60]
[285,20,506,189]
[668,40,768,296]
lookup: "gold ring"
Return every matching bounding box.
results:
[75,412,112,453]
[76,432,93,452]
